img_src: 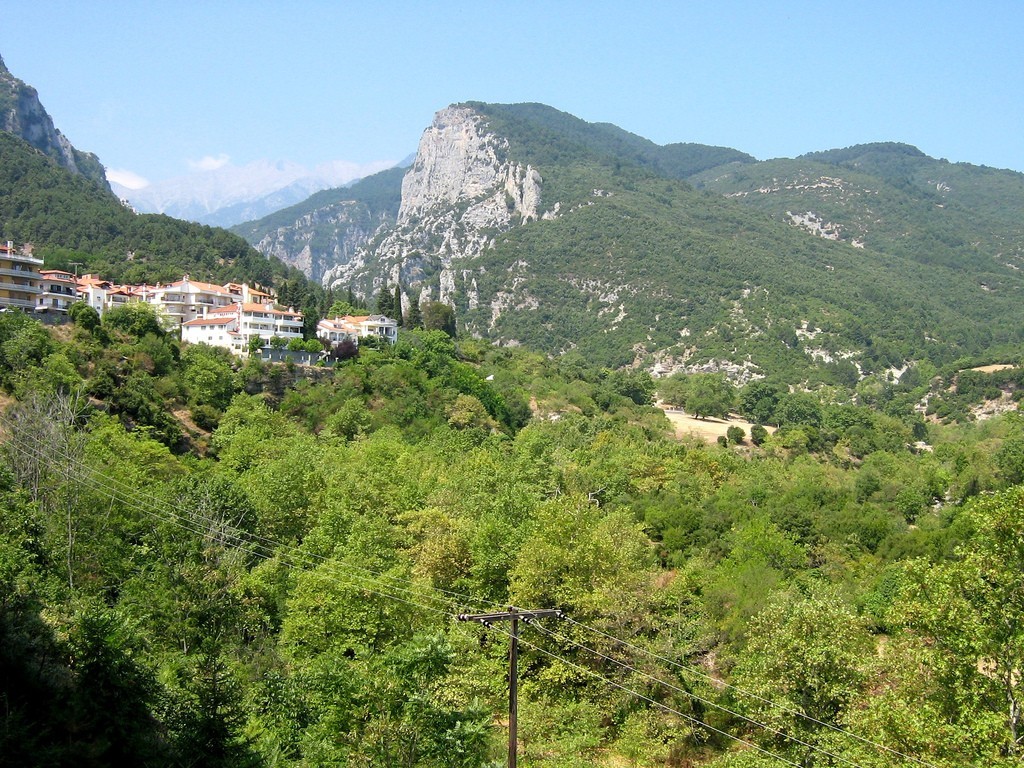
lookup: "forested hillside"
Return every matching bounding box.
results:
[237,103,1024,382]
[3,300,1024,766]
[0,131,314,294]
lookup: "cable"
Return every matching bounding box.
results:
[526,618,871,768]
[0,408,935,766]
[475,619,804,768]
[0,411,499,618]
[0,415,489,618]
[561,616,941,768]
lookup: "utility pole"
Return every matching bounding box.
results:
[459,607,563,768]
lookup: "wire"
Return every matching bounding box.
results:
[477,619,804,768]
[560,616,941,768]
[526,618,871,768]
[0,407,935,766]
[0,411,499,618]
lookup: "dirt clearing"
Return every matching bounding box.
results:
[658,406,774,444]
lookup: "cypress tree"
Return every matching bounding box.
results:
[393,283,403,326]
[376,286,394,318]
[407,292,423,329]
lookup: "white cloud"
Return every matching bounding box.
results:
[106,168,151,189]
[187,153,231,172]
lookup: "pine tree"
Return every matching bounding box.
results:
[376,286,394,318]
[407,291,423,329]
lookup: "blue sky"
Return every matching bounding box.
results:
[4,1,1023,186]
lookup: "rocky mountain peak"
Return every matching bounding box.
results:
[0,54,110,191]
[323,104,546,303]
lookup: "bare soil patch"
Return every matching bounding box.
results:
[657,406,774,444]
[969,364,1016,373]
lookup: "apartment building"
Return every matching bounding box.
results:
[36,269,78,313]
[0,241,43,312]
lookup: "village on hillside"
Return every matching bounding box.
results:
[0,240,397,358]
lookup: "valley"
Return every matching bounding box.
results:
[1,52,1024,768]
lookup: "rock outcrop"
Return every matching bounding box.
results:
[0,55,110,191]
[254,201,394,284]
[323,105,544,304]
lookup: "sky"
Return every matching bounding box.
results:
[4,1,1023,189]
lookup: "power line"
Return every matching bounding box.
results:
[560,616,941,768]
[474,619,805,768]
[526,620,872,768]
[0,411,499,618]
[0,409,936,766]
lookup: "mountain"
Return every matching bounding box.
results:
[0,58,312,294]
[112,158,399,227]
[237,102,1024,377]
[231,166,406,283]
[0,54,110,192]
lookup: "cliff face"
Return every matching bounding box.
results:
[0,55,110,191]
[322,105,545,305]
[254,200,392,284]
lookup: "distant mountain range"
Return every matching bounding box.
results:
[111,158,401,228]
[236,102,1024,377]
[0,56,310,294]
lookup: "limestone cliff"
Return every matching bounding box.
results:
[253,200,393,284]
[0,54,110,191]
[322,104,545,305]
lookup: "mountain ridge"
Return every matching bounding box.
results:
[237,102,1024,377]
[0,54,110,192]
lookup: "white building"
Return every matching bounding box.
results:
[183,302,304,356]
[180,314,245,355]
[147,276,237,327]
[36,269,78,314]
[316,314,398,347]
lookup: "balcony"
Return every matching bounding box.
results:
[0,281,42,295]
[0,254,44,268]
[0,297,38,310]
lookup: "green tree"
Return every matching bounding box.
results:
[102,302,165,338]
[685,373,735,419]
[182,344,237,411]
[406,293,423,329]
[68,301,100,332]
[422,301,457,337]
[731,587,870,763]
[750,423,769,446]
[376,286,395,318]
[393,283,403,326]
[896,485,1024,757]
[657,372,689,408]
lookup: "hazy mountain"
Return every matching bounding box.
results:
[0,54,110,192]
[238,102,1024,378]
[0,59,311,292]
[231,166,406,283]
[111,158,398,227]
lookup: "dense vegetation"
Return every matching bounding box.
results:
[0,132,314,292]
[240,102,1024,382]
[2,304,1024,766]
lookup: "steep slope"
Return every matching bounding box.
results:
[243,102,1024,376]
[0,54,110,191]
[232,166,405,283]
[0,130,303,289]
